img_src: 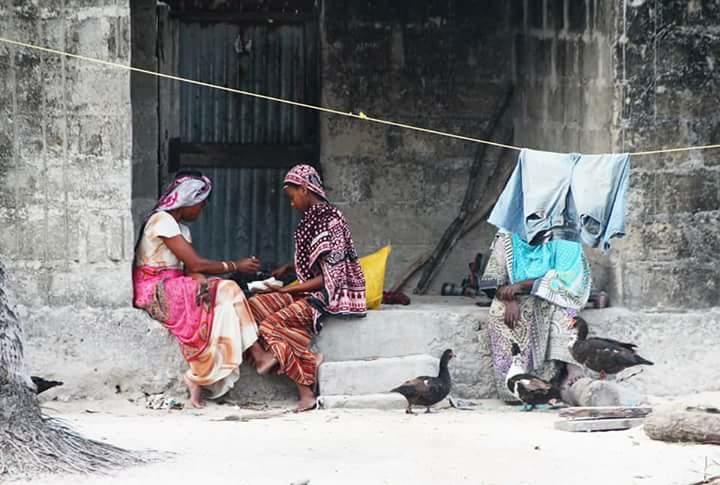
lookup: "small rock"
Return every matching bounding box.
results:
[290,480,310,485]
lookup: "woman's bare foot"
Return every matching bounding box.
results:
[184,375,205,409]
[295,384,317,412]
[249,342,279,375]
[256,354,278,375]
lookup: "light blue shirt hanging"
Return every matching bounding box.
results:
[488,148,630,252]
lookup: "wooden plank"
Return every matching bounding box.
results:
[158,4,181,186]
[559,406,653,420]
[169,11,317,25]
[554,417,645,433]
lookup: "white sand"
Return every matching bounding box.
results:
[13,397,720,485]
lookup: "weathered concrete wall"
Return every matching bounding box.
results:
[0,1,134,308]
[319,1,514,292]
[511,0,617,153]
[609,0,720,310]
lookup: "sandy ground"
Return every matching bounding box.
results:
[12,396,720,485]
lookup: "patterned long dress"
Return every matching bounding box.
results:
[483,232,591,401]
[133,211,259,399]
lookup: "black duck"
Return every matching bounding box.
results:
[569,317,653,379]
[505,343,561,411]
[391,349,454,414]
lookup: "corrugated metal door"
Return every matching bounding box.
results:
[167,16,319,267]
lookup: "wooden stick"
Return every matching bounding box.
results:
[559,406,653,420]
[414,87,514,294]
[391,135,517,294]
[212,409,291,422]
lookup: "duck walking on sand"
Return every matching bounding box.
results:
[391,349,454,414]
[569,317,653,379]
[505,343,561,411]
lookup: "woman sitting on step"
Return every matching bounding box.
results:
[249,164,367,412]
[482,229,591,403]
[132,171,280,408]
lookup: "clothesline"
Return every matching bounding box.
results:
[1,36,720,157]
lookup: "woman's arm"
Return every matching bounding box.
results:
[161,235,261,274]
[497,279,536,301]
[272,263,295,279]
[279,275,324,294]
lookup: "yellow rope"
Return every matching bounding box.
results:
[1,36,718,157]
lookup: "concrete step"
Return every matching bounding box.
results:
[318,393,408,410]
[313,297,482,362]
[318,354,439,396]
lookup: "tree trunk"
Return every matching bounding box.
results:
[645,405,720,445]
[0,264,149,479]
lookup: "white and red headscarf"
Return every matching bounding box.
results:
[154,175,213,212]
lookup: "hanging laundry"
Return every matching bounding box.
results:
[571,153,630,250]
[488,148,630,251]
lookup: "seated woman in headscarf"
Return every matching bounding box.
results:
[249,164,366,412]
[482,230,591,402]
[133,171,279,408]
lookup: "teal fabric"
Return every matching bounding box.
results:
[509,233,590,309]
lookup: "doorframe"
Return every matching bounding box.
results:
[156,3,322,188]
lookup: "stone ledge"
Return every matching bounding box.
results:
[318,354,439,396]
[318,393,407,410]
[20,299,720,401]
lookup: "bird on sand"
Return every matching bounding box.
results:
[391,349,454,414]
[505,343,562,411]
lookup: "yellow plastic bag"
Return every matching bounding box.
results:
[286,245,391,310]
[359,245,392,310]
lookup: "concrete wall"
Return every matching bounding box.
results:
[609,0,720,310]
[0,1,134,309]
[319,0,514,292]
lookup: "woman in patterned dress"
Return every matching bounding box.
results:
[482,230,591,402]
[133,171,278,408]
[250,164,367,412]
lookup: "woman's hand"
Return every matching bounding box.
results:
[504,299,520,329]
[187,272,208,284]
[498,280,535,301]
[272,263,293,279]
[234,257,261,274]
[497,284,518,301]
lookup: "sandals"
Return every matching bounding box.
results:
[295,399,319,413]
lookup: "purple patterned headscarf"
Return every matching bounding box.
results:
[154,175,213,212]
[283,164,327,200]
